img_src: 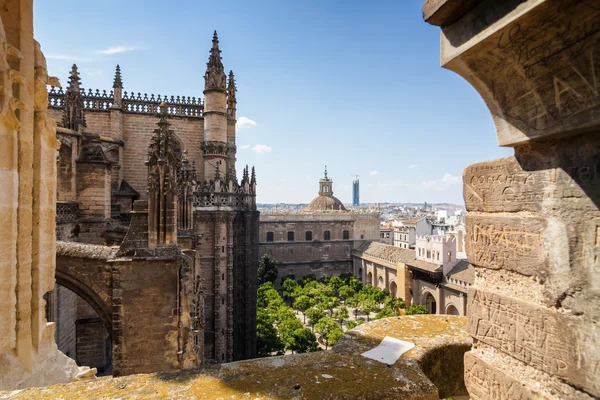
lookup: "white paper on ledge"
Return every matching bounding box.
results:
[360,336,415,365]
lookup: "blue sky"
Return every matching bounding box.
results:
[35,0,512,205]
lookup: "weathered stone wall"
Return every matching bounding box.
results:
[259,217,374,283]
[424,0,600,398]
[53,285,78,359]
[0,0,81,389]
[111,258,180,376]
[120,113,204,198]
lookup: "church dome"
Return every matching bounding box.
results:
[305,166,348,212]
[307,194,347,212]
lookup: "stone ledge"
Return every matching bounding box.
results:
[0,315,469,399]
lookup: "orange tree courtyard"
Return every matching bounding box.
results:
[256,271,428,356]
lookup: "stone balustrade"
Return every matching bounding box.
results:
[0,315,470,399]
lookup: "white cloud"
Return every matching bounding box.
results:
[369,170,379,176]
[95,46,138,55]
[409,164,417,169]
[46,54,92,62]
[240,145,251,150]
[421,173,461,191]
[237,116,257,129]
[441,173,461,184]
[252,144,272,153]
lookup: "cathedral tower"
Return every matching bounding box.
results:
[195,32,258,363]
[202,31,232,180]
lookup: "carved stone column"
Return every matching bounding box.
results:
[0,0,81,389]
[424,1,600,398]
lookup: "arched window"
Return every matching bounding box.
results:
[424,292,436,314]
[378,276,384,288]
[367,271,373,285]
[389,281,397,298]
[446,304,460,316]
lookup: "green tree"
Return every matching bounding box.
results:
[315,317,344,350]
[258,254,278,285]
[406,304,429,315]
[282,278,300,302]
[321,296,339,317]
[358,298,379,322]
[305,307,325,332]
[257,282,275,307]
[274,306,296,325]
[346,295,360,318]
[256,308,284,357]
[328,276,345,295]
[278,316,304,350]
[287,327,318,353]
[333,305,349,327]
[301,274,317,286]
[348,277,364,293]
[345,320,358,331]
[375,306,395,320]
[293,295,315,323]
[338,285,355,303]
[385,296,406,311]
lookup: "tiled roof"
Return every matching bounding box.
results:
[400,216,425,225]
[407,259,442,273]
[446,259,474,285]
[354,241,415,264]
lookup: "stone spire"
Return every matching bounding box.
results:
[146,102,180,247]
[112,65,123,107]
[227,70,236,119]
[243,165,249,183]
[204,30,226,91]
[251,166,256,185]
[62,64,86,131]
[324,165,329,180]
[113,64,123,88]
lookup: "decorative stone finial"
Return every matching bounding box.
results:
[204,31,226,91]
[62,64,86,131]
[113,65,123,89]
[227,70,237,118]
[251,166,256,185]
[324,165,328,180]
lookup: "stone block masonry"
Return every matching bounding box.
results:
[424,0,600,398]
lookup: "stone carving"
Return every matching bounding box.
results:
[204,31,227,91]
[425,1,600,398]
[467,288,600,397]
[62,64,86,131]
[147,103,180,247]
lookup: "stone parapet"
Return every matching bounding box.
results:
[0,315,470,399]
[424,0,600,398]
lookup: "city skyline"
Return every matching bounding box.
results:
[36,0,512,205]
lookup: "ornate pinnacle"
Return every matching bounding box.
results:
[204,31,226,91]
[227,70,237,118]
[251,166,256,185]
[228,70,236,99]
[67,64,82,93]
[324,165,328,180]
[62,64,86,130]
[158,102,169,122]
[113,65,123,89]
[215,160,221,180]
[243,165,249,182]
